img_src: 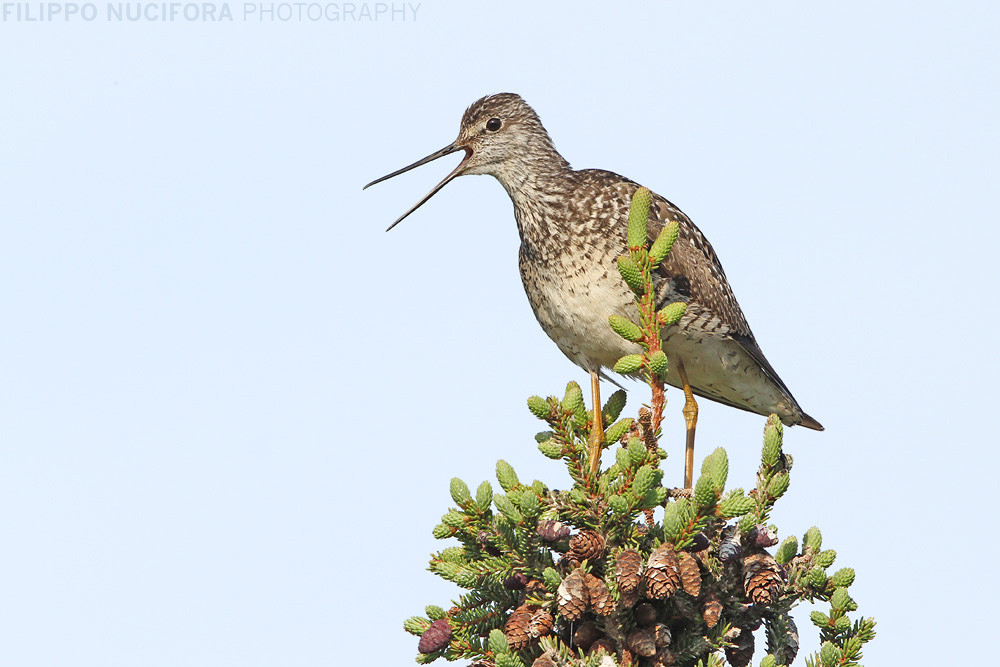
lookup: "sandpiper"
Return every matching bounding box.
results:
[365,93,822,486]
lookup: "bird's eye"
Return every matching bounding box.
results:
[486,118,502,132]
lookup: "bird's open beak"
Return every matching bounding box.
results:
[363,142,471,231]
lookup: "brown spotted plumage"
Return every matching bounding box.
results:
[365,93,822,430]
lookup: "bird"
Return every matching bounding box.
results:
[364,93,822,487]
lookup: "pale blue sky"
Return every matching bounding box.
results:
[2,2,998,665]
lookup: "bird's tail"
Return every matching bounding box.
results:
[797,412,824,431]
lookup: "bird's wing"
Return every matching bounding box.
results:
[645,194,802,409]
[730,332,797,400]
[646,194,753,337]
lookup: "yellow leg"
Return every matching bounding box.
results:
[588,370,604,477]
[677,359,698,489]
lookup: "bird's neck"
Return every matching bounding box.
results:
[492,151,574,247]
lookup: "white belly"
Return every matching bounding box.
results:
[520,255,642,371]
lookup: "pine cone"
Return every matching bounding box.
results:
[585,573,614,616]
[652,623,672,647]
[589,637,617,656]
[634,602,657,626]
[532,651,558,667]
[525,579,548,595]
[724,627,755,667]
[766,612,800,665]
[475,529,502,557]
[643,544,681,599]
[782,616,800,664]
[688,532,710,552]
[719,525,742,562]
[417,618,452,654]
[569,530,606,561]
[749,524,778,548]
[529,609,554,638]
[653,647,677,666]
[726,603,764,633]
[558,553,581,569]
[677,551,701,597]
[557,569,588,621]
[504,604,534,651]
[573,620,602,649]
[627,627,657,657]
[702,594,723,629]
[615,549,643,593]
[619,588,640,609]
[743,552,783,605]
[504,572,529,590]
[537,519,571,542]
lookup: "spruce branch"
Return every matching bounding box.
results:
[412,390,876,667]
[608,186,685,436]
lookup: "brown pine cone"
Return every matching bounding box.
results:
[703,594,723,629]
[687,532,710,552]
[525,579,548,595]
[634,601,657,626]
[767,613,800,665]
[743,552,783,605]
[627,627,657,657]
[417,618,452,654]
[504,604,534,651]
[572,620,602,649]
[724,627,755,667]
[569,529,606,561]
[749,524,779,548]
[589,637,617,656]
[619,588,640,609]
[584,573,614,616]
[652,623,672,647]
[532,651,558,667]
[615,549,643,593]
[557,569,588,621]
[504,572,529,590]
[537,520,571,542]
[476,529,502,558]
[558,553,581,569]
[718,525,742,562]
[653,647,677,666]
[677,551,702,597]
[643,544,681,599]
[529,609,554,638]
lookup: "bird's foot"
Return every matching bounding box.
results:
[587,414,604,478]
[678,360,699,489]
[588,371,604,477]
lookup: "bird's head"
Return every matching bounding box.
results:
[364,93,565,230]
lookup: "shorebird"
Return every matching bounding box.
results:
[365,93,822,487]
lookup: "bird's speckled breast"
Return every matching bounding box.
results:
[519,246,641,372]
